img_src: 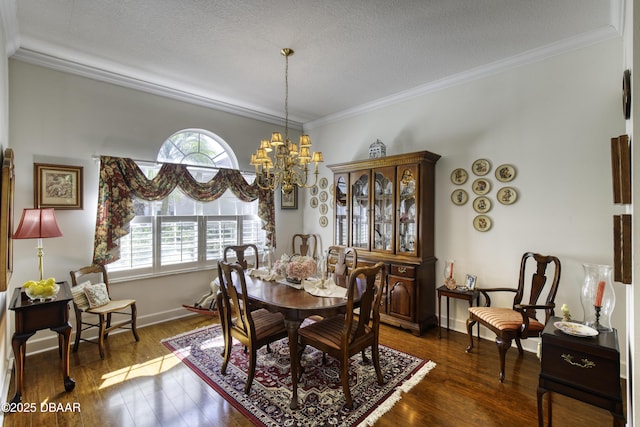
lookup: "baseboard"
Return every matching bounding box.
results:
[13,307,199,357]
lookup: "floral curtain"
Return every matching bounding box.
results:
[92,155,275,265]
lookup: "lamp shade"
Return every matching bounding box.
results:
[13,208,63,239]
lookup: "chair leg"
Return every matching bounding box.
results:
[73,311,82,352]
[341,354,354,410]
[245,345,257,394]
[495,337,512,382]
[105,313,112,340]
[515,337,523,354]
[98,314,107,359]
[131,303,140,342]
[360,348,369,363]
[220,332,232,374]
[465,318,477,352]
[371,344,383,385]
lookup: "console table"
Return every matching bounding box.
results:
[537,317,624,426]
[8,281,76,403]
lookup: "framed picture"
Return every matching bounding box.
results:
[34,163,83,209]
[465,274,477,290]
[0,148,14,291]
[280,186,298,210]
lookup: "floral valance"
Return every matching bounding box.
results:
[92,155,275,265]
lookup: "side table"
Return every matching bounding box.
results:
[537,317,624,426]
[8,281,76,403]
[437,285,480,339]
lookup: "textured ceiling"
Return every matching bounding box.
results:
[8,0,618,126]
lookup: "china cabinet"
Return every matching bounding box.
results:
[329,150,440,335]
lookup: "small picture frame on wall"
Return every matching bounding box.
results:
[280,186,298,210]
[465,274,477,290]
[34,163,83,209]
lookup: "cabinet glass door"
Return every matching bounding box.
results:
[334,174,348,246]
[350,171,370,249]
[372,167,394,252]
[397,165,418,255]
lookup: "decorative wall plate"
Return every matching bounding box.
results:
[472,178,491,195]
[623,69,631,120]
[450,168,468,185]
[472,159,491,176]
[319,177,328,189]
[473,215,492,232]
[451,189,468,205]
[310,185,318,196]
[497,187,518,205]
[319,216,328,228]
[495,164,516,182]
[319,191,328,202]
[473,196,491,213]
[319,203,328,215]
[310,197,318,208]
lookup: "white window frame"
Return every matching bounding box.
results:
[107,129,265,280]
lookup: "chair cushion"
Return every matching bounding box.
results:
[468,306,544,332]
[247,308,285,339]
[86,299,136,314]
[71,280,91,311]
[84,282,111,308]
[298,315,367,351]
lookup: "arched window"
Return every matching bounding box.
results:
[109,129,265,276]
[157,129,237,168]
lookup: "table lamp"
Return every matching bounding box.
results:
[13,208,63,281]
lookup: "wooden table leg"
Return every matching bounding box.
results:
[284,318,302,410]
[537,387,546,426]
[437,291,442,338]
[52,323,75,392]
[10,332,34,403]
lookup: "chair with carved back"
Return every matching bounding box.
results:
[465,252,561,382]
[326,245,358,288]
[69,264,139,359]
[223,244,259,270]
[298,262,386,409]
[217,261,288,394]
[292,233,318,259]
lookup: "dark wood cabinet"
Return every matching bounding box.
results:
[537,317,624,426]
[329,151,440,335]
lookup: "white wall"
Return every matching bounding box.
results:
[303,38,627,362]
[6,37,626,373]
[7,60,303,352]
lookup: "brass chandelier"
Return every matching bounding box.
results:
[250,48,323,194]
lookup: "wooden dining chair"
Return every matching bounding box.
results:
[465,252,561,382]
[292,233,318,258]
[326,245,358,287]
[223,244,259,270]
[217,261,288,394]
[298,261,386,409]
[69,264,139,359]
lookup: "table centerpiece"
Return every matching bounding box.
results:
[274,254,317,284]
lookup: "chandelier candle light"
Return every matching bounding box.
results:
[250,48,323,194]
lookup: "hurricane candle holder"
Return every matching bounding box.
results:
[580,263,615,332]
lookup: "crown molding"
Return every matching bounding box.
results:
[10,47,304,131]
[304,25,621,131]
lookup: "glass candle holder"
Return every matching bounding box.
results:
[444,259,457,289]
[580,263,615,332]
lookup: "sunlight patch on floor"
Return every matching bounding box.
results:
[99,354,182,389]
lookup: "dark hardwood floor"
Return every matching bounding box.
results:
[2,314,625,426]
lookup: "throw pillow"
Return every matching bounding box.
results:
[71,280,91,310]
[84,282,110,308]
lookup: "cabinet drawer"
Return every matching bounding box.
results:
[390,264,415,278]
[541,340,620,398]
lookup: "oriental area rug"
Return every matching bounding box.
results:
[161,324,435,427]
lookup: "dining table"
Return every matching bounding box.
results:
[239,271,360,410]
